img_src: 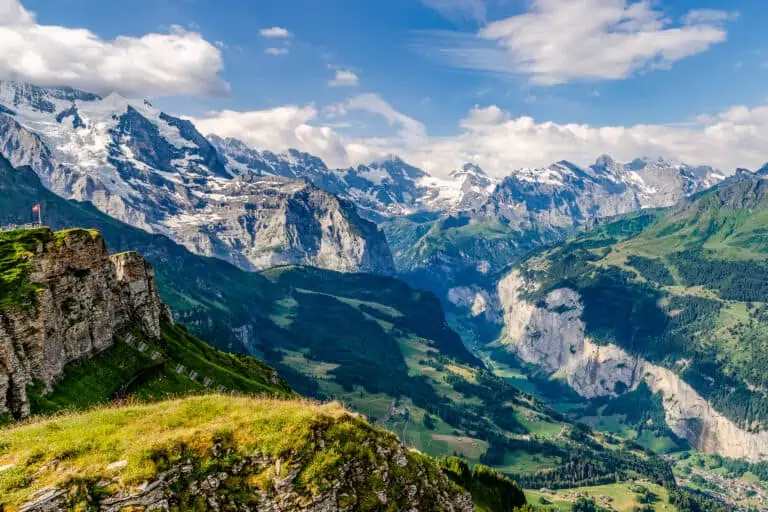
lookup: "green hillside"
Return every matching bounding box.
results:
[28,321,293,416]
[514,173,768,431]
[0,160,683,490]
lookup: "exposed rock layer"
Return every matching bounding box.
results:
[497,270,768,461]
[0,229,170,419]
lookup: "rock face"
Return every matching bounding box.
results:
[0,229,170,419]
[497,270,768,462]
[166,175,395,273]
[211,136,500,220]
[0,82,395,275]
[21,447,473,512]
[475,156,723,234]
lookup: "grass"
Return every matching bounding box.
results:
[0,395,464,510]
[524,482,675,511]
[29,322,293,416]
[0,227,50,310]
[495,450,558,474]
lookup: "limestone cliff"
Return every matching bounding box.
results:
[497,270,768,461]
[0,228,170,419]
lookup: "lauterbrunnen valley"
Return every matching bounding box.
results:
[1,1,767,510]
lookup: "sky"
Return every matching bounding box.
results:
[1,0,768,177]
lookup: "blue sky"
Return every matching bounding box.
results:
[5,0,768,175]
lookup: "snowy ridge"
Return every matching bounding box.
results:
[210,135,497,219]
[0,81,394,275]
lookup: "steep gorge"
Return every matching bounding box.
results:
[497,270,768,461]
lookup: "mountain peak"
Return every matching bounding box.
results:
[462,163,486,175]
[369,154,426,179]
[0,81,101,113]
[594,154,616,168]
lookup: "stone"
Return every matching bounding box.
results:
[107,460,128,471]
[0,230,170,419]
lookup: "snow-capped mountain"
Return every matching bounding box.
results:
[0,81,394,274]
[0,81,728,279]
[477,155,725,229]
[210,135,498,219]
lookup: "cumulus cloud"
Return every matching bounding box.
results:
[259,26,291,38]
[0,0,228,97]
[191,106,350,168]
[329,70,359,87]
[417,0,734,85]
[393,103,768,177]
[190,89,768,179]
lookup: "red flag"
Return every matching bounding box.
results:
[32,204,40,214]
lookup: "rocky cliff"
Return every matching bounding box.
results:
[166,175,395,274]
[497,270,768,462]
[0,228,170,420]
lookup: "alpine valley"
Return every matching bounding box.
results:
[1,80,767,511]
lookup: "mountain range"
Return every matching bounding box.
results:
[0,159,703,512]
[3,79,768,510]
[0,81,726,281]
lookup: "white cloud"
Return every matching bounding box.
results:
[418,0,733,85]
[682,9,739,25]
[191,106,350,168]
[0,0,228,97]
[341,94,427,142]
[393,103,768,177]
[329,70,359,87]
[421,0,487,22]
[265,47,289,56]
[192,93,768,179]
[259,26,291,38]
[345,99,768,177]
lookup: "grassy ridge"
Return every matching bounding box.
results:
[0,395,466,510]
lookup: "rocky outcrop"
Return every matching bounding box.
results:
[497,270,768,461]
[11,396,473,512]
[0,229,171,419]
[21,448,473,512]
